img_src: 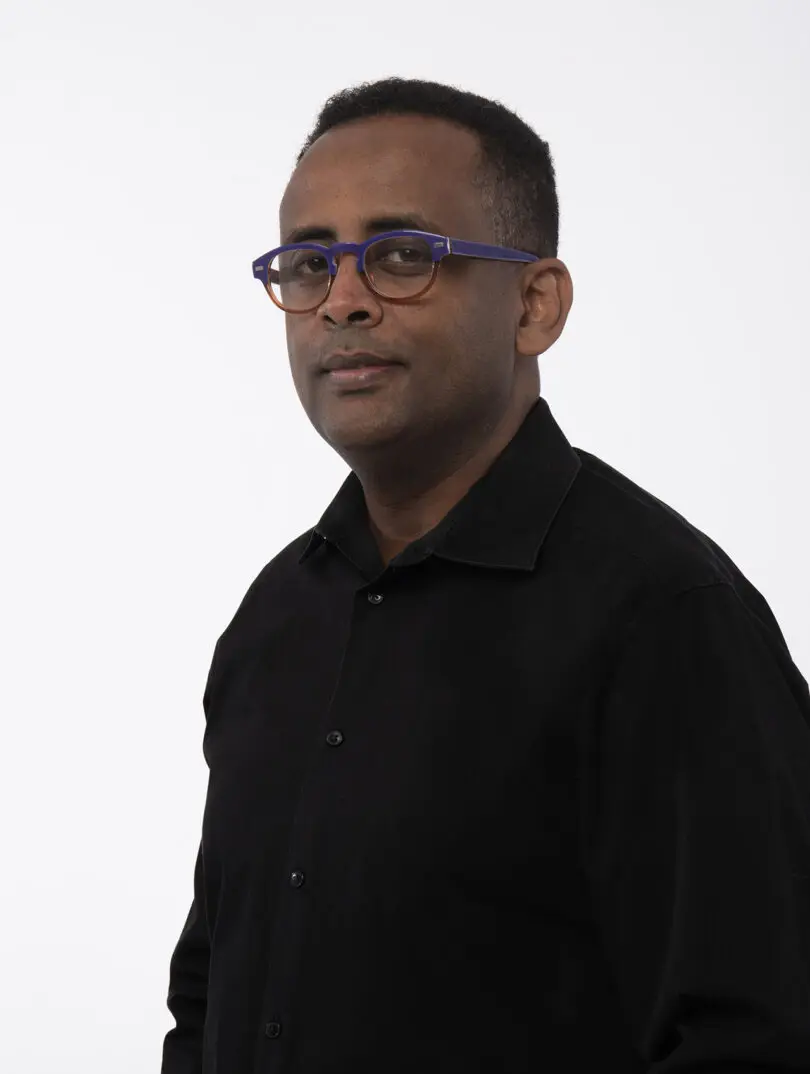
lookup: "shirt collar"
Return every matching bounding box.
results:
[297,395,582,575]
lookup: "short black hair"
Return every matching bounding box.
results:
[295,77,559,260]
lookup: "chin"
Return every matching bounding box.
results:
[316,406,408,454]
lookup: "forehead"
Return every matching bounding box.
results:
[279,114,487,238]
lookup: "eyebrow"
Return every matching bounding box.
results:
[282,214,446,245]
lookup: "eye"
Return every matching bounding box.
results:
[291,253,328,276]
[369,237,432,274]
[382,246,422,263]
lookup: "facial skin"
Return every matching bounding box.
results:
[278,113,573,565]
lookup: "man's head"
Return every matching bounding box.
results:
[276,77,573,467]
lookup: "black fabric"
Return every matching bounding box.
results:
[161,395,810,1073]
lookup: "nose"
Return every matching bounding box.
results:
[319,252,381,326]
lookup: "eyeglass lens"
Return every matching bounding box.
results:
[267,235,435,311]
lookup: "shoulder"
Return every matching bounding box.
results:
[544,446,790,653]
[210,528,315,651]
[559,447,801,673]
[560,447,747,597]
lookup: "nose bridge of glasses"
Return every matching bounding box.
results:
[328,240,368,277]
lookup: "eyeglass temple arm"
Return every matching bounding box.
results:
[447,238,539,264]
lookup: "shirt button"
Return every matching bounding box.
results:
[265,1021,282,1038]
[326,730,344,746]
[368,592,384,604]
[289,870,305,888]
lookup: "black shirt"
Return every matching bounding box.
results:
[161,395,810,1073]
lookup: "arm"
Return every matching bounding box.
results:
[161,641,219,1074]
[585,580,810,1070]
[160,842,210,1074]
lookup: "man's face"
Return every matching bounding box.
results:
[278,113,530,457]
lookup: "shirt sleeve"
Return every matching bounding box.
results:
[160,841,209,1074]
[586,579,810,1071]
[161,641,219,1074]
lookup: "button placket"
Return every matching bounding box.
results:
[262,583,383,1051]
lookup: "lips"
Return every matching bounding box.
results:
[321,351,402,373]
[323,365,403,391]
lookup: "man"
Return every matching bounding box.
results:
[161,77,810,1073]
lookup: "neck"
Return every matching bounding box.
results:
[358,389,540,566]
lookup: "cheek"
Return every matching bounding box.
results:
[283,322,314,405]
[284,317,297,357]
[453,288,511,354]
[285,319,309,373]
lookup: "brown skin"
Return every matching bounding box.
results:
[279,113,573,566]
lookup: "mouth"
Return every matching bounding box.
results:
[321,350,402,371]
[323,364,404,390]
[319,350,405,390]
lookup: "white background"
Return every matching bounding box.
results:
[1,1,809,1070]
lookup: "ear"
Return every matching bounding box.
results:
[515,258,574,357]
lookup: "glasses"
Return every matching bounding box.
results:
[252,229,540,313]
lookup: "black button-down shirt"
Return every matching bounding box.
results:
[161,395,810,1073]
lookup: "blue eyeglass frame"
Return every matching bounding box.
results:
[251,229,540,312]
